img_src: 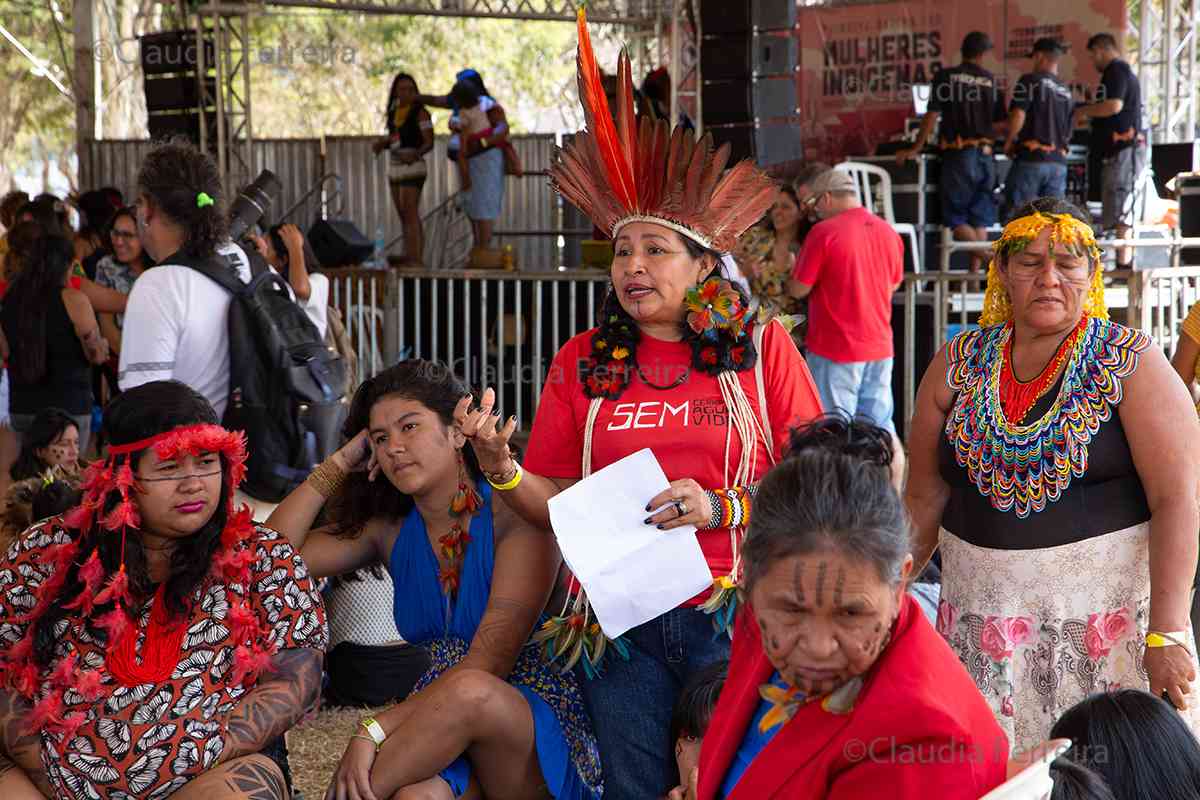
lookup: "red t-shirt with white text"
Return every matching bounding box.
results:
[523,320,824,605]
[792,206,904,363]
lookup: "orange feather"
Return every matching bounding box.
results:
[575,8,636,210]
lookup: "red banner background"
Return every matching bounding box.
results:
[795,0,1128,161]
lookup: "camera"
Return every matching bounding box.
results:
[228,169,282,241]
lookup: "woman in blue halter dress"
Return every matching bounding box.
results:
[268,360,602,800]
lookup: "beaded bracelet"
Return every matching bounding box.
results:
[702,485,758,529]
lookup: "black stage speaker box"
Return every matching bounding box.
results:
[1179,174,1200,266]
[146,110,217,146]
[701,31,797,80]
[309,219,374,268]
[700,0,796,34]
[707,123,801,167]
[143,75,218,112]
[139,30,215,76]
[1155,142,1200,198]
[702,77,797,124]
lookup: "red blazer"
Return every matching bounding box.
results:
[698,594,1008,800]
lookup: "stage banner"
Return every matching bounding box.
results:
[796,0,1127,162]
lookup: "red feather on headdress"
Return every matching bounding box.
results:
[575,8,636,211]
[549,8,778,252]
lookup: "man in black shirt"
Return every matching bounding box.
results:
[1003,38,1074,218]
[1076,32,1146,266]
[898,31,1006,271]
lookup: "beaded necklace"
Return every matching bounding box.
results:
[999,317,1088,424]
[945,316,1149,518]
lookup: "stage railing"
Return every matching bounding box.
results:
[325,265,1200,439]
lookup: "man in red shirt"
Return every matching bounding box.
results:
[789,169,904,436]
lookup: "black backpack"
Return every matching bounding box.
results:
[174,247,350,502]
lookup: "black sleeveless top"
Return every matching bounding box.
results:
[387,102,427,150]
[937,318,1151,551]
[2,292,92,416]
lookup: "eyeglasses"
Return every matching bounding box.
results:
[138,468,222,483]
[111,230,138,240]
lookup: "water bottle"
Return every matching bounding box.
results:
[373,225,386,269]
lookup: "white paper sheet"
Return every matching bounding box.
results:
[547,448,714,638]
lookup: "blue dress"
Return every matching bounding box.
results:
[389,483,602,798]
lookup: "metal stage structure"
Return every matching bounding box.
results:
[178,0,695,191]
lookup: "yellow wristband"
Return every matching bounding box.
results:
[1147,631,1193,652]
[359,716,386,748]
[486,462,523,491]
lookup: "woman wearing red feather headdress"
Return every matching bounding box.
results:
[453,10,825,798]
[0,380,327,799]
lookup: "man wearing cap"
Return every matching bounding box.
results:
[789,169,905,446]
[898,31,1006,272]
[1076,32,1145,267]
[1003,38,1075,214]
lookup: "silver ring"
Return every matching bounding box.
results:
[676,500,687,518]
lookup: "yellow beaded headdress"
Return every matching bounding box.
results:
[979,211,1107,327]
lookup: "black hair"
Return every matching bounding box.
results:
[0,190,30,229]
[670,658,728,743]
[458,70,489,99]
[77,187,124,236]
[1001,197,1099,268]
[1050,689,1200,800]
[2,219,45,280]
[328,360,481,538]
[1087,33,1119,52]
[136,137,228,258]
[4,234,76,385]
[743,415,908,592]
[1049,757,1117,800]
[16,198,68,238]
[386,72,422,128]
[267,224,320,274]
[31,381,229,667]
[10,407,79,482]
[31,480,83,523]
[583,233,756,400]
[451,80,481,109]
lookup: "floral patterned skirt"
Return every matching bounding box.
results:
[412,636,602,799]
[937,524,1200,753]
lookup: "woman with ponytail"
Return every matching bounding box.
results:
[454,11,824,798]
[0,380,326,799]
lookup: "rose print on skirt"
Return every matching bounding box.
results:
[937,525,1200,752]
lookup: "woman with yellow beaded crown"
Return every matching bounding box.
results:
[905,197,1200,752]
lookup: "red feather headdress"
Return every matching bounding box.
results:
[550,8,778,253]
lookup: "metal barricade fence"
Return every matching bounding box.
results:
[327,264,1200,438]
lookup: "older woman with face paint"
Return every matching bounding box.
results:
[905,197,1200,753]
[694,418,1008,800]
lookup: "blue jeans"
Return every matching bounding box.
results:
[940,148,997,228]
[1004,159,1067,218]
[805,353,896,434]
[576,607,730,799]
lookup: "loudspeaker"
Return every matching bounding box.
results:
[700,0,796,34]
[143,75,218,113]
[139,30,215,76]
[701,31,796,80]
[147,110,217,145]
[1179,174,1200,266]
[1155,142,1200,198]
[308,219,374,268]
[707,122,802,167]
[702,77,797,124]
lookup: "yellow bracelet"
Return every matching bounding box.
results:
[1147,631,1193,653]
[486,462,524,491]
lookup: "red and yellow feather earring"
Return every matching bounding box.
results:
[440,449,482,595]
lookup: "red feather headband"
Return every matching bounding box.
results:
[550,8,779,252]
